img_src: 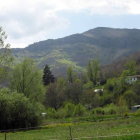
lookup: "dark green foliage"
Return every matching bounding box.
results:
[42,64,55,86]
[44,82,66,110]
[65,81,83,104]
[44,83,58,110]
[0,88,44,130]
[95,108,104,115]
[123,90,137,109]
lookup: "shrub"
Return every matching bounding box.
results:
[56,108,67,119]
[124,112,129,118]
[104,103,117,115]
[0,88,44,130]
[46,108,57,119]
[134,112,139,117]
[90,109,95,115]
[64,102,75,117]
[95,108,104,115]
[74,103,86,116]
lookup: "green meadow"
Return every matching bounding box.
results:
[1,115,140,140]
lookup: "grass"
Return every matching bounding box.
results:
[1,115,140,140]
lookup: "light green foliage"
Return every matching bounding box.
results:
[103,103,117,114]
[120,59,137,86]
[94,107,104,115]
[73,103,86,116]
[67,66,74,83]
[117,96,129,116]
[46,108,57,119]
[10,58,45,102]
[75,79,81,83]
[123,90,137,108]
[56,108,67,119]
[86,59,100,85]
[132,81,140,103]
[57,77,65,87]
[120,70,129,85]
[104,78,117,91]
[90,108,95,115]
[56,59,83,71]
[83,81,94,89]
[2,117,140,139]
[0,27,13,80]
[0,88,44,129]
[125,59,137,75]
[64,102,75,117]
[86,60,93,83]
[93,59,100,83]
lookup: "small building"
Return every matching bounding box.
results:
[125,75,140,84]
[94,89,103,93]
[131,105,140,111]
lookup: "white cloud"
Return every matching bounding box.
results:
[0,0,140,48]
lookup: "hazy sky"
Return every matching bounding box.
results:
[1,0,140,48]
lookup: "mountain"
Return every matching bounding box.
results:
[12,27,140,76]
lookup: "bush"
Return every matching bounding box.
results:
[73,103,86,116]
[134,112,139,117]
[64,102,75,117]
[0,88,44,130]
[94,108,104,115]
[90,109,95,115]
[56,108,67,119]
[103,103,117,115]
[46,108,57,119]
[124,112,129,118]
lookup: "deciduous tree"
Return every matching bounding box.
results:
[0,27,13,80]
[10,58,45,102]
[86,59,100,85]
[67,66,74,83]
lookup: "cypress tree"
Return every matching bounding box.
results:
[43,64,55,86]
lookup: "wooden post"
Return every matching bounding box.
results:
[5,133,6,140]
[69,126,73,140]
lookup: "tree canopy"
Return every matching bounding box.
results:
[10,58,45,102]
[86,59,100,85]
[0,27,13,80]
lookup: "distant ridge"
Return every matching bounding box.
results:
[12,27,140,76]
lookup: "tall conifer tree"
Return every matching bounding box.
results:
[43,64,55,86]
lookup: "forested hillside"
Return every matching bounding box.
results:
[12,27,140,76]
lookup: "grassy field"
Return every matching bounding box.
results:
[1,115,140,140]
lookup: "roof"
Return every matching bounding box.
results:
[132,105,140,108]
[94,89,103,93]
[125,75,140,78]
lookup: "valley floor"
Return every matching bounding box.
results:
[1,115,140,140]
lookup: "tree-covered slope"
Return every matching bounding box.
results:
[12,27,140,76]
